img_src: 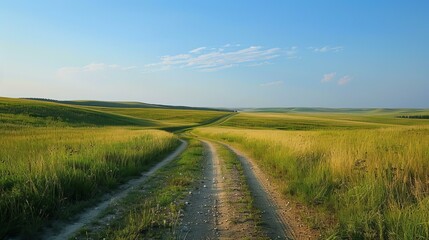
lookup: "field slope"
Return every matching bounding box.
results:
[0,97,156,127]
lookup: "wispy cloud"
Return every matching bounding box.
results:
[248,61,272,67]
[57,63,136,78]
[145,45,281,72]
[321,72,336,82]
[223,43,241,48]
[260,80,283,87]
[310,46,344,53]
[338,75,352,85]
[189,47,206,54]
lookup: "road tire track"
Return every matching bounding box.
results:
[222,143,294,239]
[176,141,218,239]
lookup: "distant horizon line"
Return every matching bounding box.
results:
[10,96,429,110]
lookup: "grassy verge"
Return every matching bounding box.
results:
[75,138,204,239]
[195,127,429,239]
[0,128,179,238]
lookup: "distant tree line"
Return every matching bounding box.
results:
[397,115,429,119]
[23,98,60,103]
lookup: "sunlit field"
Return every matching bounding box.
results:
[220,112,429,130]
[93,107,230,127]
[0,126,179,237]
[2,1,428,239]
[195,113,429,239]
[0,97,157,128]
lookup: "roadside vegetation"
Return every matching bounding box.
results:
[0,126,179,238]
[74,138,204,239]
[195,118,429,239]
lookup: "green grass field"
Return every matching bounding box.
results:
[2,96,429,239]
[92,107,230,127]
[0,127,179,237]
[0,97,157,128]
[0,97,229,238]
[195,111,429,239]
[221,111,429,130]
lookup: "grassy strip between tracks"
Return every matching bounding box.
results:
[215,142,267,238]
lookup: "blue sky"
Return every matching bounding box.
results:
[1,1,428,108]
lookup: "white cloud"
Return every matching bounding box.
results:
[286,46,298,58]
[223,43,241,48]
[260,80,283,87]
[338,75,352,85]
[311,46,344,53]
[189,47,206,54]
[321,72,336,82]
[200,64,236,72]
[248,61,272,67]
[57,63,136,78]
[145,45,281,72]
[83,63,106,72]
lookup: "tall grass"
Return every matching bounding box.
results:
[0,127,179,237]
[78,139,204,239]
[195,126,429,239]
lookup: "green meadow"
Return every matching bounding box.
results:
[0,97,229,238]
[195,111,429,239]
[1,96,428,239]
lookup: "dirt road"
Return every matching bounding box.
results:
[41,138,304,239]
[179,140,293,239]
[176,141,218,239]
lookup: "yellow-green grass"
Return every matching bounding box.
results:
[301,113,429,126]
[76,138,204,239]
[194,126,429,239]
[92,107,230,127]
[248,107,429,115]
[0,127,179,238]
[221,112,429,130]
[0,97,157,128]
